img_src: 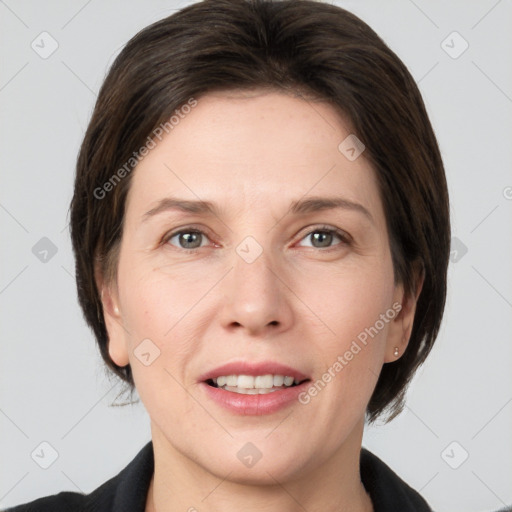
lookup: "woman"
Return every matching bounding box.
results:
[7,0,450,510]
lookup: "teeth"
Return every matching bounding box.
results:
[226,375,237,386]
[237,375,255,389]
[273,375,284,386]
[283,376,294,386]
[212,374,300,389]
[223,386,280,395]
[255,375,274,388]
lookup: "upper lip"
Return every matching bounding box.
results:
[198,361,310,383]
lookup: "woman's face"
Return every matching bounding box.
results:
[103,90,413,484]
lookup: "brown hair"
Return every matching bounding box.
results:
[70,0,450,422]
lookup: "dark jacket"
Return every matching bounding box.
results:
[4,441,432,511]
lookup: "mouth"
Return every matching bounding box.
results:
[199,360,311,396]
[200,376,312,415]
[204,375,310,395]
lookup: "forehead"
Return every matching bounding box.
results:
[125,90,384,224]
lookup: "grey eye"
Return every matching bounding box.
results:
[298,229,344,249]
[168,231,206,249]
[310,231,334,248]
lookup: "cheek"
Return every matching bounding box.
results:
[116,267,196,414]
[310,256,394,333]
[118,259,205,337]
[116,257,218,388]
[308,256,395,384]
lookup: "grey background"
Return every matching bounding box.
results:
[1,1,511,511]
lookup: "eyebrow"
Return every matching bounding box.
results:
[142,195,373,223]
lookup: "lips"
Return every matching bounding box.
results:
[198,360,311,384]
[197,361,312,415]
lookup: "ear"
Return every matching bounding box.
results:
[96,266,130,367]
[384,264,425,363]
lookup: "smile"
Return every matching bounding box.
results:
[206,374,305,394]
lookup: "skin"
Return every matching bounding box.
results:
[100,90,422,512]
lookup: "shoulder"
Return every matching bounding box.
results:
[360,448,432,512]
[3,480,117,512]
[4,442,154,512]
[3,491,88,512]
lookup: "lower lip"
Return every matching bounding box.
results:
[199,381,311,415]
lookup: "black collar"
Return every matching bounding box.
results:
[360,447,432,511]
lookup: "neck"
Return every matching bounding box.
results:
[145,419,373,512]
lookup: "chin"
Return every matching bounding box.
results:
[199,436,313,484]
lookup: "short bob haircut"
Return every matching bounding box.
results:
[70,0,450,423]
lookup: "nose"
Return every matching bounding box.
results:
[218,245,294,337]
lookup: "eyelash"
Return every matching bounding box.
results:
[162,225,352,253]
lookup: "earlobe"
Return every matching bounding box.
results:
[385,268,425,363]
